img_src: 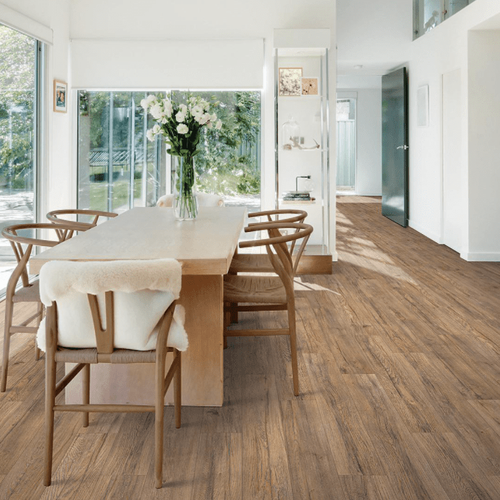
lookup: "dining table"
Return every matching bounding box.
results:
[30,206,247,406]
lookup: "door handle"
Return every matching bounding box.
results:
[396,145,409,150]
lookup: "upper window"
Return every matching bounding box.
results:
[413,0,476,39]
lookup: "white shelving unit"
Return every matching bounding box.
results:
[274,41,331,270]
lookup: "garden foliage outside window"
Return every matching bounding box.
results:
[77,90,261,213]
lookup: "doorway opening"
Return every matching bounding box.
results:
[336,98,356,194]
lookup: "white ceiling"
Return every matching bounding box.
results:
[336,0,413,76]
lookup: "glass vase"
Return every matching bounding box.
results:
[173,156,198,221]
[282,116,300,149]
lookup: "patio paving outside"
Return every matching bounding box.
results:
[0,191,34,295]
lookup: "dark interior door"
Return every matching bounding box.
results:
[382,67,409,227]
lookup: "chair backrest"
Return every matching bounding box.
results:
[157,193,224,208]
[246,210,308,270]
[38,259,187,354]
[46,209,118,233]
[240,222,313,294]
[2,223,77,290]
[247,209,307,227]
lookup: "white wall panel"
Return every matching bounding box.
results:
[71,39,264,90]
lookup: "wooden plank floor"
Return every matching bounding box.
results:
[1,196,500,499]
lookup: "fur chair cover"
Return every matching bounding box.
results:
[36,259,188,353]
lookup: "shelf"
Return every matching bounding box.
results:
[275,43,331,261]
[280,200,316,205]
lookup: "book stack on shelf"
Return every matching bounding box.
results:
[282,191,315,202]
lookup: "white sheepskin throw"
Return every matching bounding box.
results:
[36,259,188,353]
[156,193,224,207]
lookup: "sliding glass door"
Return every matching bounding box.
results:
[78,91,166,213]
[0,25,41,294]
[78,90,262,213]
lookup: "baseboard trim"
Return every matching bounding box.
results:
[408,220,443,244]
[460,252,500,262]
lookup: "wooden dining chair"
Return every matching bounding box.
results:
[229,209,308,275]
[224,222,313,396]
[46,209,118,235]
[0,223,77,392]
[39,258,186,489]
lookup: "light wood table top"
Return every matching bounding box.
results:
[30,206,246,275]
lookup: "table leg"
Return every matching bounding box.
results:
[166,274,223,406]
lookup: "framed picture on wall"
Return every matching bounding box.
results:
[279,68,303,96]
[53,80,68,113]
[302,77,318,95]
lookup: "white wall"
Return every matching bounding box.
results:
[69,0,337,254]
[338,76,382,196]
[407,0,500,259]
[468,30,500,260]
[0,0,72,217]
[337,0,412,76]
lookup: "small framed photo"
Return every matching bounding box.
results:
[302,77,318,96]
[279,68,303,96]
[53,80,67,113]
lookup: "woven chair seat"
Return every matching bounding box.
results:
[12,281,40,303]
[55,347,161,364]
[229,254,274,274]
[224,275,287,304]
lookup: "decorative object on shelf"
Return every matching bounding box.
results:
[290,137,320,150]
[282,174,316,202]
[282,116,300,149]
[53,80,67,113]
[142,95,221,221]
[279,68,303,96]
[302,77,318,96]
[296,175,311,192]
[283,192,311,201]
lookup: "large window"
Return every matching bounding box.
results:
[77,90,261,213]
[413,0,476,39]
[0,25,41,294]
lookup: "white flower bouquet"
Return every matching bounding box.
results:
[141,95,221,219]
